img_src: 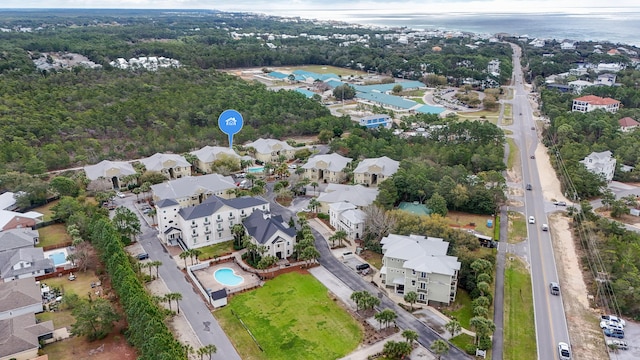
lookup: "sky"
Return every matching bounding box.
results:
[5,0,640,16]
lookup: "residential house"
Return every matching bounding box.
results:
[244,138,296,163]
[571,95,620,113]
[619,117,640,132]
[151,173,237,208]
[243,211,296,260]
[156,195,270,249]
[580,150,616,182]
[84,160,137,190]
[0,228,38,248]
[139,153,191,179]
[359,114,393,129]
[302,153,353,184]
[329,202,366,241]
[0,210,43,232]
[0,192,17,211]
[380,234,461,305]
[560,41,576,50]
[316,184,378,214]
[0,278,43,320]
[0,230,54,282]
[487,59,500,76]
[353,156,400,187]
[596,73,616,86]
[190,146,241,174]
[568,80,593,94]
[0,278,53,360]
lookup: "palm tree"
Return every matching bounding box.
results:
[151,260,163,279]
[476,281,490,296]
[190,249,202,265]
[308,198,320,213]
[403,291,418,311]
[401,329,418,345]
[183,343,194,360]
[167,292,183,314]
[379,309,397,328]
[430,339,450,360]
[310,181,319,196]
[329,230,348,248]
[179,250,190,268]
[445,319,462,338]
[200,344,217,360]
[374,311,385,330]
[473,305,489,317]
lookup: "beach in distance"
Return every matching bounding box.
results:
[277,10,640,47]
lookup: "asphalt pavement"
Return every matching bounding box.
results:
[114,195,241,360]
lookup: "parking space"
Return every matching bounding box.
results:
[607,321,639,359]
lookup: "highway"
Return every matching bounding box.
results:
[509,44,571,360]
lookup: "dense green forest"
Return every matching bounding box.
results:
[0,68,350,173]
[0,10,512,81]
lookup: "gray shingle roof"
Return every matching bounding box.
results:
[0,278,42,313]
[178,196,268,221]
[302,153,353,172]
[139,153,190,172]
[0,313,53,358]
[317,184,378,207]
[84,160,136,180]
[211,289,227,300]
[353,156,400,177]
[151,173,236,201]
[243,211,296,245]
[0,248,54,281]
[0,228,37,251]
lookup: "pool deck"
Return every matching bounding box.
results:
[193,262,261,294]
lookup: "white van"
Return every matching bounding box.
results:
[542,224,549,231]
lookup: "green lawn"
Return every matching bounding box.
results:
[410,97,425,104]
[32,200,59,221]
[504,257,536,360]
[196,240,234,260]
[37,308,75,329]
[441,289,474,329]
[508,211,527,244]
[507,138,518,169]
[37,224,71,248]
[215,272,362,360]
[450,333,475,354]
[504,103,512,117]
[360,250,383,269]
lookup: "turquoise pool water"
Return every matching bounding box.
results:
[214,268,244,286]
[247,166,264,173]
[48,252,67,266]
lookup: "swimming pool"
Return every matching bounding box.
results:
[46,250,69,267]
[247,166,264,173]
[214,268,244,286]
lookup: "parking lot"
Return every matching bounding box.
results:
[606,320,639,359]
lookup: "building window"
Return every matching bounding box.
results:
[206,235,210,241]
[411,280,416,286]
[420,282,427,289]
[218,232,222,237]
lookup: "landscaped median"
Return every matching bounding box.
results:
[503,257,537,360]
[214,272,362,360]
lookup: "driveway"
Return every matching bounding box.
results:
[113,194,241,360]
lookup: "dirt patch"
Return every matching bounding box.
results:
[535,143,570,203]
[549,213,607,359]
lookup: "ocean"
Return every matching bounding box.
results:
[273,10,640,47]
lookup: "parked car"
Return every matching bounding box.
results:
[116,191,125,198]
[136,253,149,260]
[356,263,370,271]
[553,201,568,206]
[529,216,536,224]
[549,282,560,295]
[600,320,624,331]
[542,224,549,231]
[601,315,626,327]
[606,339,628,350]
[557,342,571,360]
[526,183,533,190]
[604,328,624,339]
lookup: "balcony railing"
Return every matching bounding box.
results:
[216,218,223,223]
[190,224,198,228]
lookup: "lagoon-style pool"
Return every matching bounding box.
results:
[214,267,244,286]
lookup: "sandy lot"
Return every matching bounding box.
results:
[535,143,608,360]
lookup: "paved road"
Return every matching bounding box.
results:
[508,43,570,360]
[268,201,472,360]
[115,195,241,360]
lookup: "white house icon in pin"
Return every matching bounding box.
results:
[225,117,237,126]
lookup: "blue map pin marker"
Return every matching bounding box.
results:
[218,109,244,149]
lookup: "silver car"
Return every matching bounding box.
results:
[558,342,571,360]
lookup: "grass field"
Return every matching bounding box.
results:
[360,250,383,269]
[446,211,495,237]
[503,257,537,360]
[441,289,474,329]
[37,224,71,248]
[450,333,475,353]
[33,200,59,221]
[282,65,366,77]
[508,211,527,244]
[507,138,518,169]
[410,97,425,104]
[215,272,362,360]
[197,240,234,260]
